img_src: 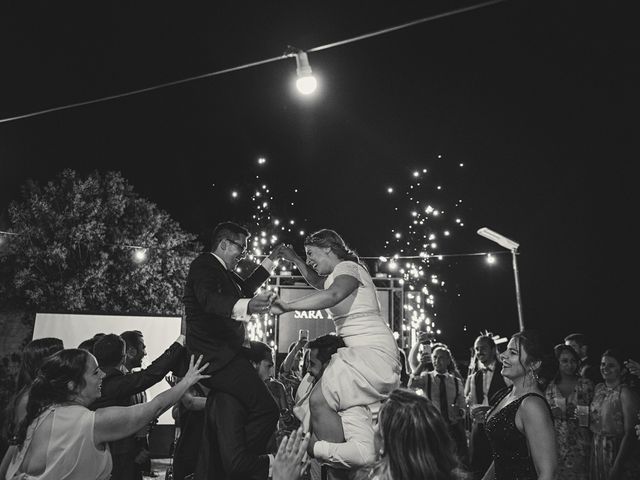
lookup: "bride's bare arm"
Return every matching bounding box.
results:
[276,275,358,312]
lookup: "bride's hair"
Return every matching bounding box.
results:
[304,229,366,270]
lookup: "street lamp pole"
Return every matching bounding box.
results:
[477,227,525,332]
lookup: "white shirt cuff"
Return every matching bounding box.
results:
[261,257,275,272]
[232,298,251,322]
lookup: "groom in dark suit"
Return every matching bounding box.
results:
[183,221,282,480]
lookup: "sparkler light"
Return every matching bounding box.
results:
[382,155,469,345]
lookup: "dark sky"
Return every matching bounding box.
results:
[0,1,636,356]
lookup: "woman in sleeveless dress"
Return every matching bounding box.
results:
[544,344,593,480]
[0,338,64,480]
[482,330,556,480]
[271,230,401,461]
[5,348,209,480]
[589,348,640,480]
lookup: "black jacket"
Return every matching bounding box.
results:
[90,341,185,457]
[183,253,270,374]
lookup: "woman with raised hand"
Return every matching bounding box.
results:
[271,229,400,472]
[4,349,208,480]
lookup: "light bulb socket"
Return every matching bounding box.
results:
[294,51,313,77]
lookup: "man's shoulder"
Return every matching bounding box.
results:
[102,367,125,380]
[191,252,215,266]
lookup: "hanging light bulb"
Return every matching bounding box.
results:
[294,51,317,95]
[132,248,148,263]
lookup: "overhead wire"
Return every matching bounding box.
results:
[0,0,508,125]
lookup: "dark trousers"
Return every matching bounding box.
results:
[448,421,470,467]
[195,355,279,480]
[110,450,142,480]
[469,422,492,480]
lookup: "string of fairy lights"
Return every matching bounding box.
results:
[1,0,514,348]
[1,153,515,350]
[0,0,508,125]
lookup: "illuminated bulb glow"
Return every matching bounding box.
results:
[294,51,317,95]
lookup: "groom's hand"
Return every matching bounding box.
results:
[247,291,276,314]
[268,243,287,261]
[270,299,287,315]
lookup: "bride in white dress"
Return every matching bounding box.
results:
[271,229,400,459]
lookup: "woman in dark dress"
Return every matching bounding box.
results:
[482,331,556,480]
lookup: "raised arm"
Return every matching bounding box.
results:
[518,396,557,480]
[280,339,306,375]
[280,245,325,290]
[272,275,358,314]
[91,336,185,409]
[93,355,209,445]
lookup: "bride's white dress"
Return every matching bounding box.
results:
[320,261,401,411]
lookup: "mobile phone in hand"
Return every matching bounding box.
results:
[299,329,309,341]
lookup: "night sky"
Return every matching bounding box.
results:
[0,1,635,357]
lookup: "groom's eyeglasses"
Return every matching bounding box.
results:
[225,238,248,256]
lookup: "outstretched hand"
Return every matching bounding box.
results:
[268,243,297,261]
[182,355,210,387]
[625,359,640,378]
[270,298,288,315]
[272,427,310,480]
[165,374,179,387]
[248,291,277,315]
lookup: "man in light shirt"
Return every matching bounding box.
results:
[408,345,468,466]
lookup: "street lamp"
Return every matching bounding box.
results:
[477,227,525,331]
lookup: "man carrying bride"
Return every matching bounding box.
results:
[270,229,401,479]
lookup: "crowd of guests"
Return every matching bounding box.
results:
[403,331,640,480]
[1,327,640,480]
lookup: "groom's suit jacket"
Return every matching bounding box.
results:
[183,252,271,375]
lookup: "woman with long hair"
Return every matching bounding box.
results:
[589,348,640,480]
[482,330,556,480]
[4,348,209,480]
[0,338,64,479]
[355,388,468,480]
[271,229,400,472]
[544,344,593,480]
[3,338,64,442]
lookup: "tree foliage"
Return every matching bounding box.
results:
[1,169,201,314]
